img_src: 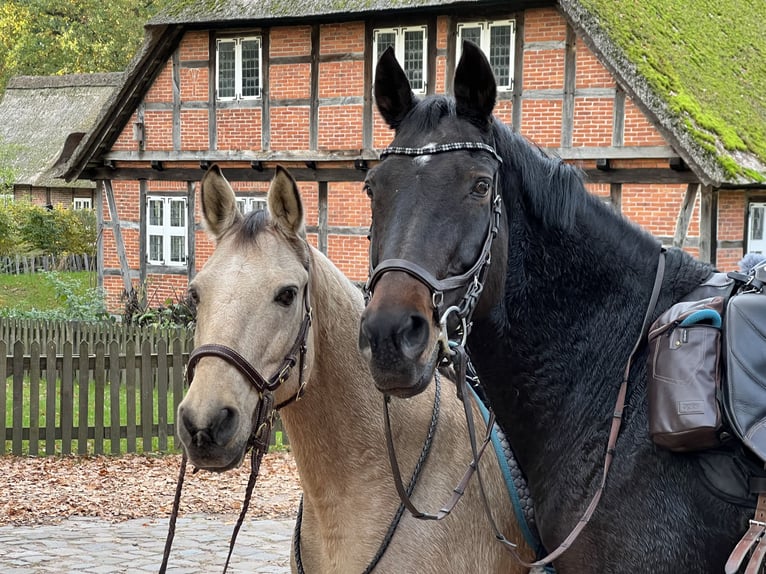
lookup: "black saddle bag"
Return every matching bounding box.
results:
[647,296,725,451]
[722,265,766,463]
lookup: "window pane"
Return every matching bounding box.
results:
[149,235,163,262]
[218,41,236,99]
[149,200,163,226]
[170,200,185,227]
[241,39,261,98]
[376,32,396,62]
[170,236,186,263]
[459,26,482,48]
[752,206,764,241]
[489,25,512,87]
[403,30,424,91]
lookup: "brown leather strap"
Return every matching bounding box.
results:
[474,249,666,568]
[726,492,766,574]
[384,370,495,521]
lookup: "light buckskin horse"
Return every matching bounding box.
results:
[358,43,760,572]
[175,165,534,573]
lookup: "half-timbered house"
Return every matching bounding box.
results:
[54,0,766,312]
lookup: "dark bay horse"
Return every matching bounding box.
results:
[176,165,533,572]
[358,42,757,572]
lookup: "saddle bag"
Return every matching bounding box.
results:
[647,296,725,451]
[722,263,766,463]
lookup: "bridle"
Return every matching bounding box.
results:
[159,283,312,574]
[364,141,504,357]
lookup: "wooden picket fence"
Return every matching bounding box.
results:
[0,253,95,274]
[1,319,289,456]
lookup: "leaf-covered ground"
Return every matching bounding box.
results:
[0,452,301,526]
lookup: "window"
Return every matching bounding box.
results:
[373,26,427,93]
[216,36,262,100]
[236,196,267,215]
[147,196,188,266]
[457,20,515,90]
[73,197,92,210]
[748,202,766,254]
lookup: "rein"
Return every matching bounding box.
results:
[159,286,311,574]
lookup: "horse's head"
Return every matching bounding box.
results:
[359,42,507,397]
[177,165,313,471]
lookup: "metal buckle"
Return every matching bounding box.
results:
[438,305,468,358]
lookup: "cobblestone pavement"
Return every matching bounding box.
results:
[0,514,294,574]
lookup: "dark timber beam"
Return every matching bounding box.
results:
[673,183,700,248]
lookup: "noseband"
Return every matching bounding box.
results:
[364,141,503,354]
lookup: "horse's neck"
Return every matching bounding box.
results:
[278,250,427,504]
[476,189,712,480]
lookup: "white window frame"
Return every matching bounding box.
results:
[373,26,428,94]
[73,197,92,210]
[456,19,516,91]
[146,196,188,267]
[216,36,263,101]
[236,196,267,215]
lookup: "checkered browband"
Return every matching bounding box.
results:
[379,141,503,164]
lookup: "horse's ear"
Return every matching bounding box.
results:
[268,165,306,239]
[374,46,415,130]
[454,41,496,129]
[200,164,242,241]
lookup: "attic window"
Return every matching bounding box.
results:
[216,36,262,100]
[373,26,427,93]
[457,20,516,91]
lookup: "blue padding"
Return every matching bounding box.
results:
[468,385,544,556]
[679,309,721,328]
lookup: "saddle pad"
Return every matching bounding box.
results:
[723,291,766,463]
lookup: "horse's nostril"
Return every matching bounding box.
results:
[399,313,429,360]
[211,407,238,446]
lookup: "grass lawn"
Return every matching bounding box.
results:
[0,271,96,311]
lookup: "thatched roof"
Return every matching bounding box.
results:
[0,73,122,189]
[561,0,766,187]
[148,0,509,26]
[59,0,766,188]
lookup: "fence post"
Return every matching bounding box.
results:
[140,339,153,452]
[94,341,105,455]
[157,338,168,451]
[77,340,89,455]
[0,340,6,455]
[29,341,41,456]
[45,341,57,456]
[109,340,121,455]
[61,341,74,455]
[12,341,24,455]
[126,339,137,453]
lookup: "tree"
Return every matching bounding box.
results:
[0,0,171,92]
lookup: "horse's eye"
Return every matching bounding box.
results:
[187,286,199,305]
[275,287,298,307]
[363,183,373,199]
[472,179,491,197]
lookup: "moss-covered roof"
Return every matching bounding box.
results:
[0,73,122,189]
[60,0,766,188]
[561,0,766,186]
[149,0,496,25]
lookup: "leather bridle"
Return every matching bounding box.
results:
[160,284,312,574]
[364,141,503,357]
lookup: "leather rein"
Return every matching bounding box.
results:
[365,140,668,568]
[159,286,312,574]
